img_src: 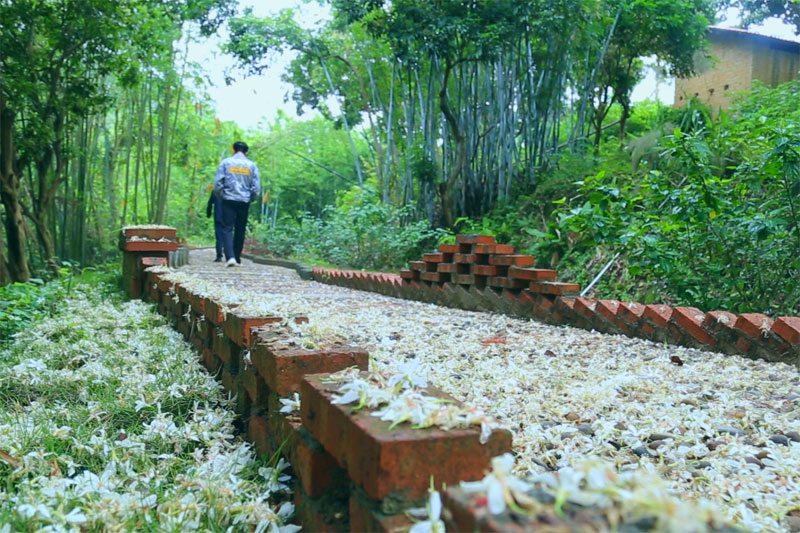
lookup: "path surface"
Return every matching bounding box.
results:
[180,249,800,530]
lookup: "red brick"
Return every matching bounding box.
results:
[248,413,271,458]
[121,240,178,252]
[471,264,502,277]
[140,256,168,268]
[501,289,522,300]
[453,253,477,264]
[456,234,495,244]
[422,253,445,263]
[409,261,427,271]
[703,310,737,330]
[489,254,534,267]
[595,300,621,322]
[177,284,192,305]
[573,297,598,320]
[772,316,800,345]
[125,277,143,299]
[472,244,514,255]
[451,274,475,285]
[201,347,219,374]
[535,292,556,311]
[251,342,369,397]
[349,489,413,533]
[399,270,418,280]
[204,298,237,326]
[420,272,449,283]
[438,244,461,254]
[436,263,459,274]
[197,320,214,343]
[488,277,529,289]
[671,307,716,346]
[766,335,792,355]
[736,336,753,352]
[529,281,580,295]
[289,427,348,500]
[301,374,512,502]
[508,266,557,281]
[242,364,267,406]
[223,313,285,347]
[641,323,655,337]
[156,277,172,293]
[122,227,177,241]
[550,297,577,323]
[216,336,241,369]
[188,294,205,316]
[643,304,673,327]
[293,485,349,533]
[735,313,774,339]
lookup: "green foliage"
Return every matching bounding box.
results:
[538,81,800,314]
[252,187,446,270]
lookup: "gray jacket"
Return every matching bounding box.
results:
[213,152,260,203]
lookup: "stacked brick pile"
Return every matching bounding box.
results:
[313,235,800,366]
[142,268,514,531]
[400,233,579,296]
[119,226,176,298]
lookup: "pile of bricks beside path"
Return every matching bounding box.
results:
[142,266,524,531]
[312,234,800,366]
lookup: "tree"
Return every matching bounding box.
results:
[589,0,714,148]
[729,0,800,31]
[0,0,234,280]
[342,0,543,227]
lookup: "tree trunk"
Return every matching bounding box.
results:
[154,82,172,224]
[0,215,9,285]
[0,105,31,282]
[438,58,466,228]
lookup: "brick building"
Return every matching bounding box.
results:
[675,26,800,110]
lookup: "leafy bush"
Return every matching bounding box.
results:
[252,188,447,271]
[539,110,800,314]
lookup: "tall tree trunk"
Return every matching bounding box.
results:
[0,105,31,282]
[0,215,9,285]
[320,58,364,186]
[154,82,172,224]
[438,57,467,228]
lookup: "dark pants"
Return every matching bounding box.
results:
[214,221,224,259]
[221,199,250,262]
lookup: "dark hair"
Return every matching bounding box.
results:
[232,141,248,153]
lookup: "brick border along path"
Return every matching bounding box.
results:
[179,249,800,531]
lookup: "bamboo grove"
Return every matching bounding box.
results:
[0,0,236,283]
[225,0,716,228]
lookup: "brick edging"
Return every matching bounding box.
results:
[309,234,800,367]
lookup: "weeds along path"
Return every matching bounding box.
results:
[182,248,800,531]
[0,279,299,532]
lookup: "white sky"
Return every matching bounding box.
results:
[190,3,800,129]
[186,1,330,131]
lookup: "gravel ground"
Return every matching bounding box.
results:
[174,249,800,531]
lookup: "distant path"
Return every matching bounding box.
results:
[179,248,800,530]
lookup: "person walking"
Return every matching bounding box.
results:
[213,141,260,267]
[205,184,224,262]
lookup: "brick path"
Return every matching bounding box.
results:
[177,248,800,530]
